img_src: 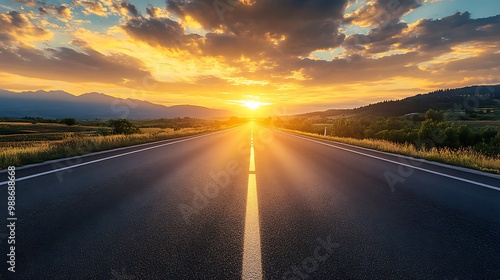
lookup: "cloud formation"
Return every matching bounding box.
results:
[75,1,108,17]
[0,41,153,87]
[168,0,348,57]
[0,10,52,43]
[400,12,500,51]
[123,17,202,50]
[39,4,72,19]
[0,0,499,112]
[345,0,422,27]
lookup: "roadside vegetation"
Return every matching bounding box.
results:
[259,109,500,174]
[0,117,246,169]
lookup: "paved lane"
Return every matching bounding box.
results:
[1,123,499,279]
[254,125,499,279]
[1,126,252,279]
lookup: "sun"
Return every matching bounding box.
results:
[242,100,263,110]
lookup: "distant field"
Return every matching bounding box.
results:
[450,120,500,129]
[0,122,111,142]
[0,118,241,169]
[445,104,500,121]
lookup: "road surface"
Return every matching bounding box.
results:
[1,123,499,279]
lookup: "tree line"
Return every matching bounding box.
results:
[264,109,500,156]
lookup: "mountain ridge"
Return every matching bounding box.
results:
[0,89,235,119]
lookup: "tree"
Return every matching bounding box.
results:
[418,119,448,147]
[481,127,497,143]
[424,109,444,122]
[444,126,460,148]
[61,118,77,126]
[457,125,476,146]
[108,119,140,134]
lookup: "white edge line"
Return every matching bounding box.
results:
[275,128,500,180]
[283,132,500,192]
[0,129,231,186]
[1,126,242,172]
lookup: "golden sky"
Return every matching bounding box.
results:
[0,0,499,114]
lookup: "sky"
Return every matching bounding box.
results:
[0,0,499,115]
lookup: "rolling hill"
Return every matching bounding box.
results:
[299,85,500,118]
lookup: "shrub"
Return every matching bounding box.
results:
[108,119,140,135]
[61,118,78,126]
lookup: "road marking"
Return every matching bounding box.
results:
[249,145,256,172]
[0,130,228,186]
[242,127,263,280]
[284,132,500,192]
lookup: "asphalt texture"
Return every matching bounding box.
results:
[0,123,498,279]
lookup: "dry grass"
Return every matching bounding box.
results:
[0,127,218,169]
[282,129,500,174]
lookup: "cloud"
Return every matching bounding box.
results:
[400,12,500,51]
[1,1,500,112]
[443,50,500,73]
[343,21,407,54]
[75,1,109,17]
[345,0,422,27]
[167,0,349,57]
[343,10,500,56]
[12,0,40,7]
[38,4,72,21]
[111,1,140,17]
[295,51,427,86]
[122,17,202,50]
[342,0,423,54]
[0,44,154,87]
[118,3,500,93]
[13,0,74,20]
[146,5,167,18]
[0,11,52,43]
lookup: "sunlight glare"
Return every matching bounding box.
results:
[242,100,263,110]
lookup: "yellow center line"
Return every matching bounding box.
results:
[249,145,256,172]
[242,127,263,280]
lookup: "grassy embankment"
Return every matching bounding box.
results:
[0,120,236,169]
[280,128,500,174]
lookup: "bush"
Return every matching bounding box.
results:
[108,119,140,135]
[424,109,444,122]
[61,118,78,126]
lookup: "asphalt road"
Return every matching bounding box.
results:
[1,123,499,279]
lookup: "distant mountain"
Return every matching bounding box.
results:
[299,85,500,118]
[0,90,235,119]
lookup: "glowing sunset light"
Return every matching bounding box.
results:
[0,0,497,114]
[242,100,268,110]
